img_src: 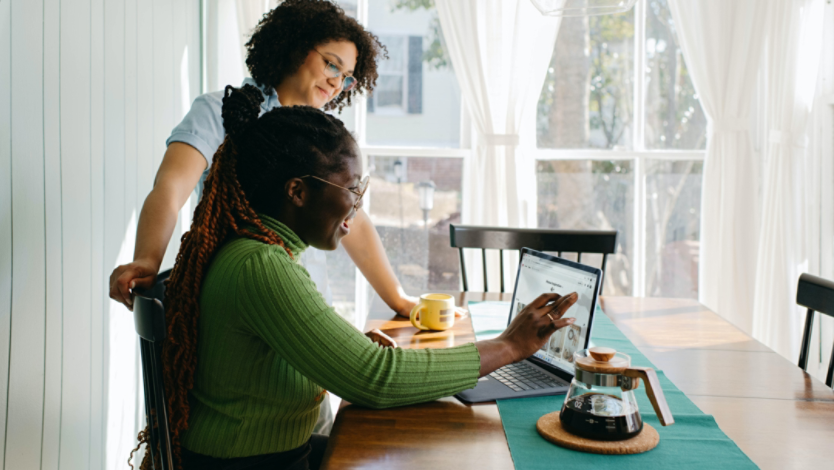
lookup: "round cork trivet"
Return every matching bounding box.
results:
[536,411,659,455]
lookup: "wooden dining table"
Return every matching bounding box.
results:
[320,293,834,470]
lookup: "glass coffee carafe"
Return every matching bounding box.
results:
[560,347,675,441]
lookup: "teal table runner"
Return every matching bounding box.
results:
[468,302,758,469]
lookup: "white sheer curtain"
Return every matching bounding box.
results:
[236,0,280,76]
[753,0,825,359]
[667,0,770,333]
[205,0,278,92]
[435,0,560,289]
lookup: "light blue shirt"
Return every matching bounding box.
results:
[167,78,333,305]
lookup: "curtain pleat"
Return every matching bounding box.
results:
[435,0,560,289]
[753,0,825,359]
[668,0,769,333]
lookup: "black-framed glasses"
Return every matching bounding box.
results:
[314,50,357,92]
[301,175,370,211]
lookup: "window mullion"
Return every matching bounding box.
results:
[353,0,370,329]
[632,0,647,297]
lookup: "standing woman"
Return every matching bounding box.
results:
[110,0,422,319]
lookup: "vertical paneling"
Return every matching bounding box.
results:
[0,0,12,468]
[102,0,125,279]
[137,1,154,200]
[59,0,93,468]
[125,0,138,224]
[122,10,139,463]
[101,0,134,468]
[90,0,106,466]
[155,0,179,270]
[6,0,46,469]
[0,1,200,466]
[41,0,63,467]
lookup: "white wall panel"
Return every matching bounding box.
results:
[0,0,200,467]
[125,0,138,221]
[103,0,126,280]
[41,0,64,468]
[155,0,180,271]
[59,0,93,468]
[137,0,155,200]
[101,0,139,468]
[0,1,12,467]
[6,0,46,469]
[90,0,106,466]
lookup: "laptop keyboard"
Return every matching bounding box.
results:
[489,362,565,392]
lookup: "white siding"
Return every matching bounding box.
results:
[0,1,201,468]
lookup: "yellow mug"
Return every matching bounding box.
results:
[410,293,456,331]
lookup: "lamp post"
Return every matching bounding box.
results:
[393,159,405,268]
[417,180,436,231]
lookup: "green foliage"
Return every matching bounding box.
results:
[587,12,634,148]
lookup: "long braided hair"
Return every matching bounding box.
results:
[130,85,358,470]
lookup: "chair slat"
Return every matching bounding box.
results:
[499,249,505,293]
[458,248,469,292]
[133,288,175,470]
[449,225,617,295]
[600,253,609,295]
[150,345,174,468]
[795,273,834,391]
[139,341,158,468]
[482,249,488,292]
[798,308,814,371]
[827,346,834,388]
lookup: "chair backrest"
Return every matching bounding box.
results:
[133,275,174,470]
[449,224,618,294]
[796,273,834,389]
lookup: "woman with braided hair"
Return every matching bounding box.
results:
[131,85,578,470]
[110,0,435,434]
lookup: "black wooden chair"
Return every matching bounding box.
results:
[796,273,834,389]
[133,268,174,469]
[449,224,618,294]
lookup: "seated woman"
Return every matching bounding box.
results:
[133,85,578,470]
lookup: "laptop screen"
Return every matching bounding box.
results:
[507,249,600,375]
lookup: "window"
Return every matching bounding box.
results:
[365,0,460,147]
[366,155,464,294]
[535,0,705,298]
[325,0,464,326]
[644,0,706,149]
[367,35,425,114]
[537,12,635,149]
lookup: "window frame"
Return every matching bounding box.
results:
[534,0,706,297]
[368,33,409,115]
[347,0,709,322]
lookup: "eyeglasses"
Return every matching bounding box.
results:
[314,50,357,93]
[301,174,370,211]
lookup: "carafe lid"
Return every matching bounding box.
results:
[575,347,630,374]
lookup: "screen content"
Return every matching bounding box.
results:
[508,253,598,374]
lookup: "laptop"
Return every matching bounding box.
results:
[455,247,602,404]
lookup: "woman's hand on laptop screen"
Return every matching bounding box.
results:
[476,293,577,376]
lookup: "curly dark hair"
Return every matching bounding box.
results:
[245,0,387,112]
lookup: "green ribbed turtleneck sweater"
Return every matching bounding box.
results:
[181,215,481,458]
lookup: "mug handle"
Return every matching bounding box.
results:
[410,304,430,330]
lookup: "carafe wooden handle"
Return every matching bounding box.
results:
[623,367,675,426]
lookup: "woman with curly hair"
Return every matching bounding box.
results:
[109,0,418,433]
[131,85,578,470]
